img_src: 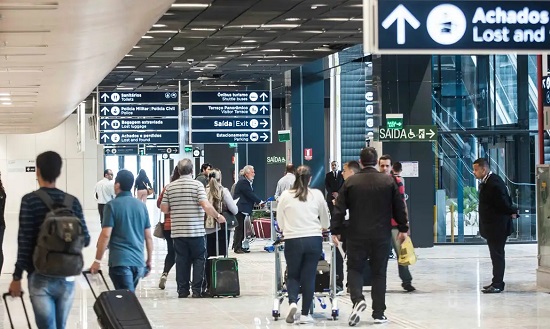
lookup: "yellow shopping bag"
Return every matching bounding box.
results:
[398,236,417,266]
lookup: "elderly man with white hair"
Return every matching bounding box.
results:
[232,165,263,253]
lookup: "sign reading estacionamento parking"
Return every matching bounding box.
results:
[371,0,550,53]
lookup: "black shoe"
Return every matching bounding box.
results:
[191,293,203,298]
[373,314,388,324]
[402,283,416,292]
[482,286,502,294]
[482,284,492,290]
[178,293,189,298]
[234,249,245,254]
[243,249,250,253]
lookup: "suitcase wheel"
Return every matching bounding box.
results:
[272,310,280,320]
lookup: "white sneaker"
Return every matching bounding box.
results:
[299,314,314,324]
[348,300,367,326]
[286,303,298,323]
[158,273,167,290]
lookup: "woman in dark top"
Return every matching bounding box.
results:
[134,169,151,203]
[0,173,6,273]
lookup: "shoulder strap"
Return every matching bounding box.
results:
[33,190,55,211]
[63,194,75,209]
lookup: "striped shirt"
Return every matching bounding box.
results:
[14,188,91,278]
[162,175,207,238]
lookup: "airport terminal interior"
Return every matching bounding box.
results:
[1,0,550,328]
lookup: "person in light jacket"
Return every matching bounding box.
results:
[277,165,330,325]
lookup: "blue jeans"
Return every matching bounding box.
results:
[284,236,323,316]
[28,273,75,329]
[173,236,206,295]
[109,266,145,292]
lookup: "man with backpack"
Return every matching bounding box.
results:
[9,151,91,329]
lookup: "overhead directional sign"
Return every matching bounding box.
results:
[146,145,179,155]
[99,118,179,132]
[377,125,438,142]
[99,92,178,104]
[192,131,270,144]
[99,132,179,145]
[99,105,179,118]
[190,90,272,144]
[373,0,550,53]
[104,146,138,155]
[543,76,550,106]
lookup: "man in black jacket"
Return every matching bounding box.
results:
[325,161,344,215]
[232,165,263,253]
[473,158,517,294]
[332,147,408,326]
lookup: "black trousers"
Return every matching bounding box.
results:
[347,237,391,317]
[162,229,175,274]
[98,204,105,224]
[0,225,4,273]
[232,213,246,251]
[487,236,507,290]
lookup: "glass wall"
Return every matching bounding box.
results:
[433,55,537,243]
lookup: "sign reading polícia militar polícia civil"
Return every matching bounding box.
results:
[374,0,550,53]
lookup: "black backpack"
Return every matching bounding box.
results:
[32,190,86,277]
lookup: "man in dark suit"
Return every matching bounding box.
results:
[232,165,263,254]
[473,158,517,294]
[325,161,344,215]
[332,148,408,325]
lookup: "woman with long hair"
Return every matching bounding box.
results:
[204,169,238,294]
[157,167,180,289]
[134,169,152,203]
[0,172,5,273]
[277,165,330,324]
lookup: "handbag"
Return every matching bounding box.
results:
[398,236,417,266]
[153,212,164,239]
[223,210,238,229]
[145,182,154,196]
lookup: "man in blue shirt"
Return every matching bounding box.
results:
[90,169,153,291]
[9,151,91,329]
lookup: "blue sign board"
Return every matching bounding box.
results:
[99,105,179,118]
[191,131,270,144]
[375,0,550,53]
[192,91,270,103]
[191,104,270,117]
[543,76,550,107]
[99,118,179,132]
[190,90,272,144]
[99,131,179,145]
[99,91,178,104]
[191,118,270,131]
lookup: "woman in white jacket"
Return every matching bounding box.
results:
[277,165,330,324]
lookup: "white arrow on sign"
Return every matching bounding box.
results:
[260,92,268,101]
[261,133,269,141]
[100,94,110,102]
[381,4,420,45]
[100,121,110,129]
[427,129,435,139]
[260,106,268,114]
[100,107,109,115]
[261,119,268,128]
[101,134,110,143]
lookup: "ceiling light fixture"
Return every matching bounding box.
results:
[260,24,300,29]
[311,4,328,9]
[134,77,144,81]
[1,102,12,105]
[146,65,161,68]
[173,47,186,51]
[284,18,302,21]
[116,87,134,90]
[301,30,325,33]
[0,93,9,96]
[153,24,167,28]
[262,49,283,52]
[147,30,179,34]
[133,46,141,49]
[277,41,301,44]
[241,40,257,43]
[190,28,217,31]
[0,97,10,101]
[125,54,133,57]
[171,3,210,8]
[225,25,261,29]
[141,36,153,39]
[116,66,136,69]
[320,18,350,21]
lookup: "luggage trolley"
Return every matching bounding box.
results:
[271,202,339,321]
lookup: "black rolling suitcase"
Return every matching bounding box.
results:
[3,292,32,328]
[83,270,152,329]
[208,223,240,297]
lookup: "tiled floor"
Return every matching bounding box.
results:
[1,203,549,328]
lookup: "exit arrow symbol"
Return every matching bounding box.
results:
[427,129,435,138]
[261,119,268,128]
[260,93,268,101]
[261,133,269,141]
[101,134,110,142]
[100,107,109,115]
[100,121,110,129]
[260,106,268,114]
[100,93,110,102]
[381,4,420,45]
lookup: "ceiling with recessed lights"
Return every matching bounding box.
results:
[99,0,364,96]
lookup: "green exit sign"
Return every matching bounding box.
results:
[377,125,437,142]
[278,130,291,142]
[184,145,193,153]
[229,143,237,148]
[387,118,403,129]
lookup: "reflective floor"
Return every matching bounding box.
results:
[0,202,549,328]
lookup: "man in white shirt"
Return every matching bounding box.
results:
[94,169,115,223]
[274,164,295,200]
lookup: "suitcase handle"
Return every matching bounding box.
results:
[82,270,111,299]
[3,292,32,329]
